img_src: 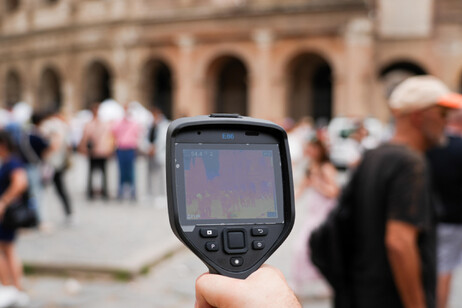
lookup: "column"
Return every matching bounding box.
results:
[0,66,4,106]
[342,18,374,118]
[23,59,37,109]
[175,34,198,117]
[250,29,275,119]
[62,54,78,113]
[113,46,130,104]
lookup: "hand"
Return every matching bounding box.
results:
[147,145,156,157]
[0,200,7,221]
[195,265,301,308]
[304,176,312,187]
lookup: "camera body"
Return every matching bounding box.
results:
[166,114,295,279]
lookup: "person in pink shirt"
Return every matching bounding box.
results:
[111,106,141,201]
[79,103,114,200]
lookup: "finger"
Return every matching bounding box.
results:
[252,264,285,280]
[195,273,243,308]
[195,297,213,308]
[195,273,214,308]
[194,297,213,308]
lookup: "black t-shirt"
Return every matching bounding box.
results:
[351,143,436,308]
[29,134,49,159]
[20,133,49,164]
[426,135,462,224]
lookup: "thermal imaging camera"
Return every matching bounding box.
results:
[166,114,295,279]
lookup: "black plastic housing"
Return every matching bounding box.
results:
[166,114,295,279]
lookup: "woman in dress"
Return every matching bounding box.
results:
[0,130,29,306]
[292,138,340,297]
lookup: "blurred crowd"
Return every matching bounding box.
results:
[192,73,462,308]
[0,99,170,307]
[284,114,390,298]
[284,76,462,308]
[0,98,392,307]
[0,75,461,307]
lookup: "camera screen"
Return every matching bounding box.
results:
[181,146,280,221]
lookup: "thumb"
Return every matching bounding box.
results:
[195,273,244,308]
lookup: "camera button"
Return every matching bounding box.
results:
[228,231,245,249]
[200,228,218,238]
[251,227,268,236]
[205,242,219,252]
[252,241,265,250]
[230,257,244,267]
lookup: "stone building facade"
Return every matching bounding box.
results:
[1,0,462,123]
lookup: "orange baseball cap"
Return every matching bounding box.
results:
[389,75,462,114]
[438,92,462,109]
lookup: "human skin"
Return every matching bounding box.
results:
[195,264,302,308]
[386,220,426,308]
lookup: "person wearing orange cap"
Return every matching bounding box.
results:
[330,75,462,308]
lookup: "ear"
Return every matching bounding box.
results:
[409,111,424,128]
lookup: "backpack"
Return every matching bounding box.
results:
[309,170,357,308]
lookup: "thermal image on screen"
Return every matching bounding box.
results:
[183,149,278,220]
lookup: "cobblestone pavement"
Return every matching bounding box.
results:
[14,154,462,307]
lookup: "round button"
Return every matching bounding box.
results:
[230,257,244,267]
[206,242,219,252]
[252,241,265,250]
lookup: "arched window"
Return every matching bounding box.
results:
[84,61,113,107]
[140,59,173,119]
[287,53,333,124]
[5,0,20,12]
[38,67,62,112]
[459,71,462,94]
[379,60,427,98]
[5,70,22,107]
[207,56,248,116]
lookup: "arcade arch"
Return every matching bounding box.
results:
[38,67,62,112]
[206,56,248,115]
[140,59,173,119]
[5,70,22,107]
[287,52,333,124]
[379,60,427,98]
[459,71,462,93]
[83,60,113,108]
[5,0,20,12]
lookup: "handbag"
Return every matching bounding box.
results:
[2,193,39,230]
